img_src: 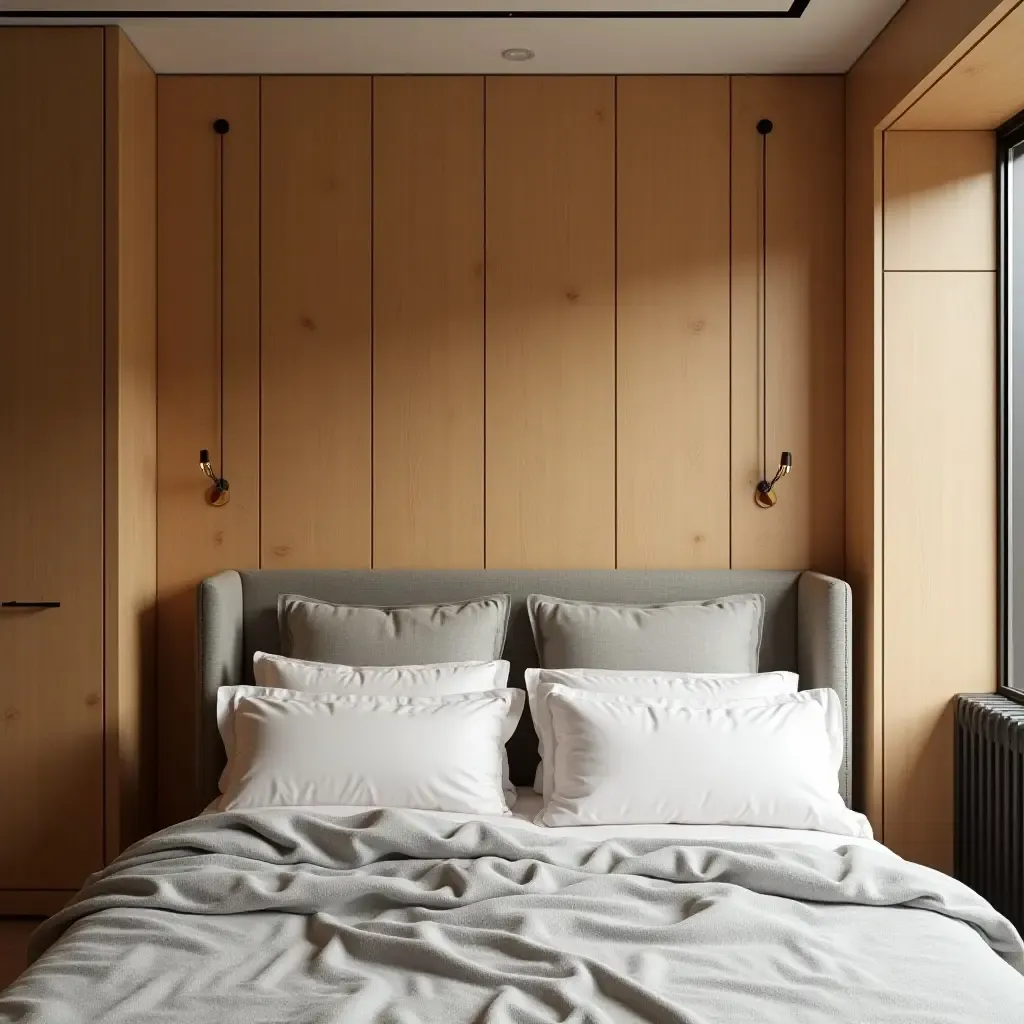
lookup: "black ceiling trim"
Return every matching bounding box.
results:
[0,2,814,20]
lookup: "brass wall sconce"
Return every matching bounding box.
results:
[755,452,793,509]
[753,117,792,510]
[199,449,229,507]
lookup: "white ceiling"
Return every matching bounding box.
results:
[0,1,908,74]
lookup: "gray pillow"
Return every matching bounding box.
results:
[527,593,765,674]
[279,593,511,666]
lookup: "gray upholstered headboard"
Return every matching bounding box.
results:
[198,569,852,806]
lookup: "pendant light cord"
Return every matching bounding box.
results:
[218,129,225,479]
[214,119,230,481]
[761,126,768,485]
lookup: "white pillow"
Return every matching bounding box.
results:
[245,654,517,802]
[221,689,524,815]
[253,651,510,694]
[525,668,800,798]
[537,686,870,837]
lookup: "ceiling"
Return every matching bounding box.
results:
[0,1,908,74]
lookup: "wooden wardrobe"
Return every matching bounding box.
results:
[0,27,156,914]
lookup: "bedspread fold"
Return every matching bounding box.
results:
[2,809,1022,1023]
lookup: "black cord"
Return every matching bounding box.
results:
[213,119,230,484]
[761,125,768,485]
[218,131,225,480]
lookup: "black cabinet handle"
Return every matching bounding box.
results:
[1,601,61,608]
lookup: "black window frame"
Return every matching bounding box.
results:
[998,110,1024,702]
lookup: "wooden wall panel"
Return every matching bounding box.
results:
[730,77,846,575]
[0,27,105,888]
[845,0,1012,130]
[157,77,260,825]
[883,271,997,872]
[261,77,372,569]
[884,131,996,272]
[616,76,731,568]
[373,77,484,568]
[844,105,885,823]
[893,2,1024,130]
[881,128,998,872]
[485,76,616,569]
[846,0,1013,833]
[104,27,157,854]
[152,73,856,822]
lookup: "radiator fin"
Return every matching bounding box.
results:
[955,695,1024,929]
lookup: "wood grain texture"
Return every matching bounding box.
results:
[372,77,484,569]
[884,131,996,272]
[485,76,616,569]
[616,77,731,569]
[883,271,997,872]
[157,77,261,825]
[893,2,1024,130]
[846,0,1014,834]
[848,119,886,829]
[730,76,845,576]
[0,28,106,889]
[845,0,1013,130]
[0,918,42,991]
[261,77,372,569]
[844,74,884,824]
[104,27,157,859]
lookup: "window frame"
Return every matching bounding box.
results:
[998,110,1024,703]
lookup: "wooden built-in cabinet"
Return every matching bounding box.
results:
[0,27,157,913]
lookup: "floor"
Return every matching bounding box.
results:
[0,918,41,991]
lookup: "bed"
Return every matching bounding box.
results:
[1,569,1022,1023]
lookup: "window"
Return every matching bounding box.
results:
[999,112,1024,697]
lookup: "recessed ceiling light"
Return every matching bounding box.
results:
[502,48,535,62]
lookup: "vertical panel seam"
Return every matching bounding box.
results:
[369,76,376,569]
[257,76,263,569]
[101,24,110,865]
[841,77,848,579]
[482,75,488,570]
[880,127,887,840]
[728,75,734,571]
[153,69,162,833]
[613,75,619,570]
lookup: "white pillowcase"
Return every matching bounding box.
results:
[242,653,517,802]
[253,651,510,694]
[221,689,524,815]
[537,685,870,837]
[525,667,800,799]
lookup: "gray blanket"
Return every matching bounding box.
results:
[2,809,1023,1023]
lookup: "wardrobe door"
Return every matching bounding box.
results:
[0,28,105,892]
